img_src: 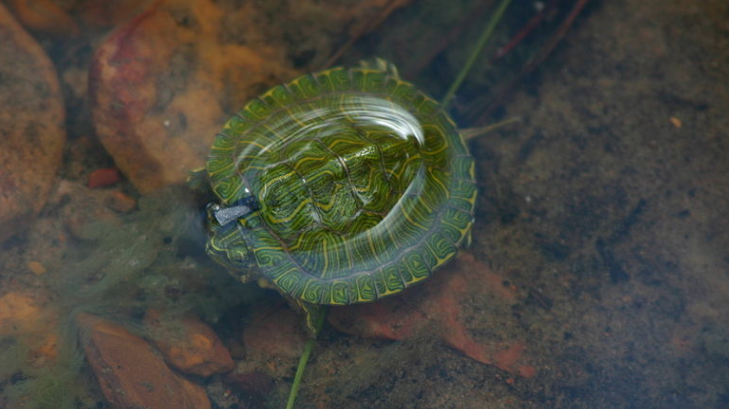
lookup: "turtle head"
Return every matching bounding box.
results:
[204,197,259,274]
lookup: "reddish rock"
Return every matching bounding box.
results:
[88,168,122,188]
[0,2,66,245]
[105,190,137,213]
[144,309,235,377]
[89,0,412,194]
[56,180,123,240]
[6,0,79,37]
[77,313,211,409]
[329,253,537,378]
[26,261,47,275]
[76,0,148,28]
[0,291,58,361]
[0,292,43,336]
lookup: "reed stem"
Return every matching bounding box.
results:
[441,0,514,109]
[285,307,327,409]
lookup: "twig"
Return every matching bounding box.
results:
[441,0,514,109]
[473,0,593,124]
[493,0,564,60]
[319,0,407,69]
[406,0,497,78]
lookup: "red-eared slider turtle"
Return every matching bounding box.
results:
[193,60,476,331]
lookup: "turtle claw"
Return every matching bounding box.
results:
[358,58,400,79]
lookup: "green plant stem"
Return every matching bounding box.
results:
[460,116,521,140]
[441,0,514,109]
[285,307,327,409]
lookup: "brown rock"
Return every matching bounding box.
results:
[62,199,121,240]
[88,168,122,188]
[0,291,58,360]
[26,261,47,275]
[76,0,148,28]
[77,313,211,409]
[51,179,124,240]
[144,309,235,377]
[328,253,538,378]
[105,190,137,213]
[89,0,412,194]
[0,2,66,245]
[6,0,79,38]
[0,292,43,336]
[89,0,294,194]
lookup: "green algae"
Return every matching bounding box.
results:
[0,187,263,409]
[3,346,88,409]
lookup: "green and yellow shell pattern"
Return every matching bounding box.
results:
[202,63,476,306]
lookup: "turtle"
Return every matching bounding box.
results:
[192,60,477,332]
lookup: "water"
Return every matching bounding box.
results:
[1,0,729,408]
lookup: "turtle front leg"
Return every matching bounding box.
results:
[257,278,326,335]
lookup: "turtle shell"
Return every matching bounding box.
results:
[205,66,476,305]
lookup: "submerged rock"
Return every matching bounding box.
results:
[0,292,45,337]
[87,167,122,188]
[89,0,412,194]
[0,291,59,364]
[4,0,79,38]
[0,2,65,245]
[5,0,149,36]
[144,309,235,377]
[329,253,537,378]
[77,313,211,409]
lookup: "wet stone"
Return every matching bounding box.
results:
[89,0,412,194]
[329,253,537,378]
[144,309,235,377]
[5,0,80,38]
[26,261,47,275]
[77,313,211,409]
[104,190,137,213]
[0,291,58,361]
[53,179,123,240]
[76,0,149,29]
[0,2,66,245]
[0,292,43,337]
[87,168,122,188]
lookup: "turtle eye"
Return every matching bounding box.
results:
[207,196,261,226]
